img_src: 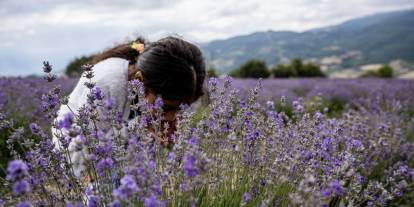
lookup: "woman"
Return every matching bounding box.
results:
[52,36,206,177]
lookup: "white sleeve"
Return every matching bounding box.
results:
[51,57,129,177]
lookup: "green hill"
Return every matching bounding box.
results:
[201,9,414,74]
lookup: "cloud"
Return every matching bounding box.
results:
[1,0,414,75]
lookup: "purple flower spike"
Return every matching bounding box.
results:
[113,175,139,201]
[29,123,41,134]
[105,98,115,110]
[16,201,32,207]
[144,194,160,207]
[93,86,105,100]
[13,180,31,195]
[97,157,114,175]
[7,160,29,181]
[65,202,83,207]
[154,97,163,110]
[243,192,252,202]
[188,135,198,147]
[184,154,199,178]
[58,112,74,130]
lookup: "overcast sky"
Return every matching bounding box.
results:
[1,0,414,76]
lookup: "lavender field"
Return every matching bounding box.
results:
[1,72,414,206]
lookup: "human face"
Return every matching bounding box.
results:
[145,92,196,145]
[133,70,195,121]
[144,92,196,122]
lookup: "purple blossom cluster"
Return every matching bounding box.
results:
[0,63,414,206]
[5,159,31,206]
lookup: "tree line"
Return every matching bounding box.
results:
[209,59,394,78]
[66,56,393,79]
[225,58,325,78]
[360,65,393,78]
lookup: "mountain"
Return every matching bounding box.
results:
[201,9,414,74]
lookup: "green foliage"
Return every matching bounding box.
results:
[290,59,303,76]
[0,127,10,177]
[65,55,95,77]
[272,59,325,78]
[230,60,270,78]
[307,96,348,118]
[271,64,298,78]
[378,65,393,77]
[360,65,394,78]
[207,66,218,78]
[274,101,294,119]
[301,63,326,77]
[0,118,33,178]
[169,168,294,207]
[192,107,210,127]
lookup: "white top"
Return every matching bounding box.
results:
[52,57,130,177]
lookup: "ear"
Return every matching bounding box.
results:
[135,71,144,82]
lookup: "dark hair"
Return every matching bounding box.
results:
[91,37,147,65]
[92,36,206,101]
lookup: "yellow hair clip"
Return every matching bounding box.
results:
[131,42,145,53]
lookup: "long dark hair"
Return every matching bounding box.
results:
[92,36,206,101]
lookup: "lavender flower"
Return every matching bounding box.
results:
[92,86,105,100]
[15,201,32,207]
[42,61,52,73]
[144,194,162,207]
[13,180,31,195]
[6,160,29,181]
[113,175,139,201]
[105,98,115,110]
[243,192,252,202]
[29,123,41,134]
[154,97,164,110]
[183,154,199,178]
[57,112,74,130]
[65,202,84,207]
[109,200,121,207]
[266,100,274,110]
[97,157,114,174]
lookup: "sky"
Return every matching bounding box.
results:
[1,0,414,76]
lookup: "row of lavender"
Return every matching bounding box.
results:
[2,77,414,120]
[0,77,77,125]
[1,69,414,206]
[231,78,414,104]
